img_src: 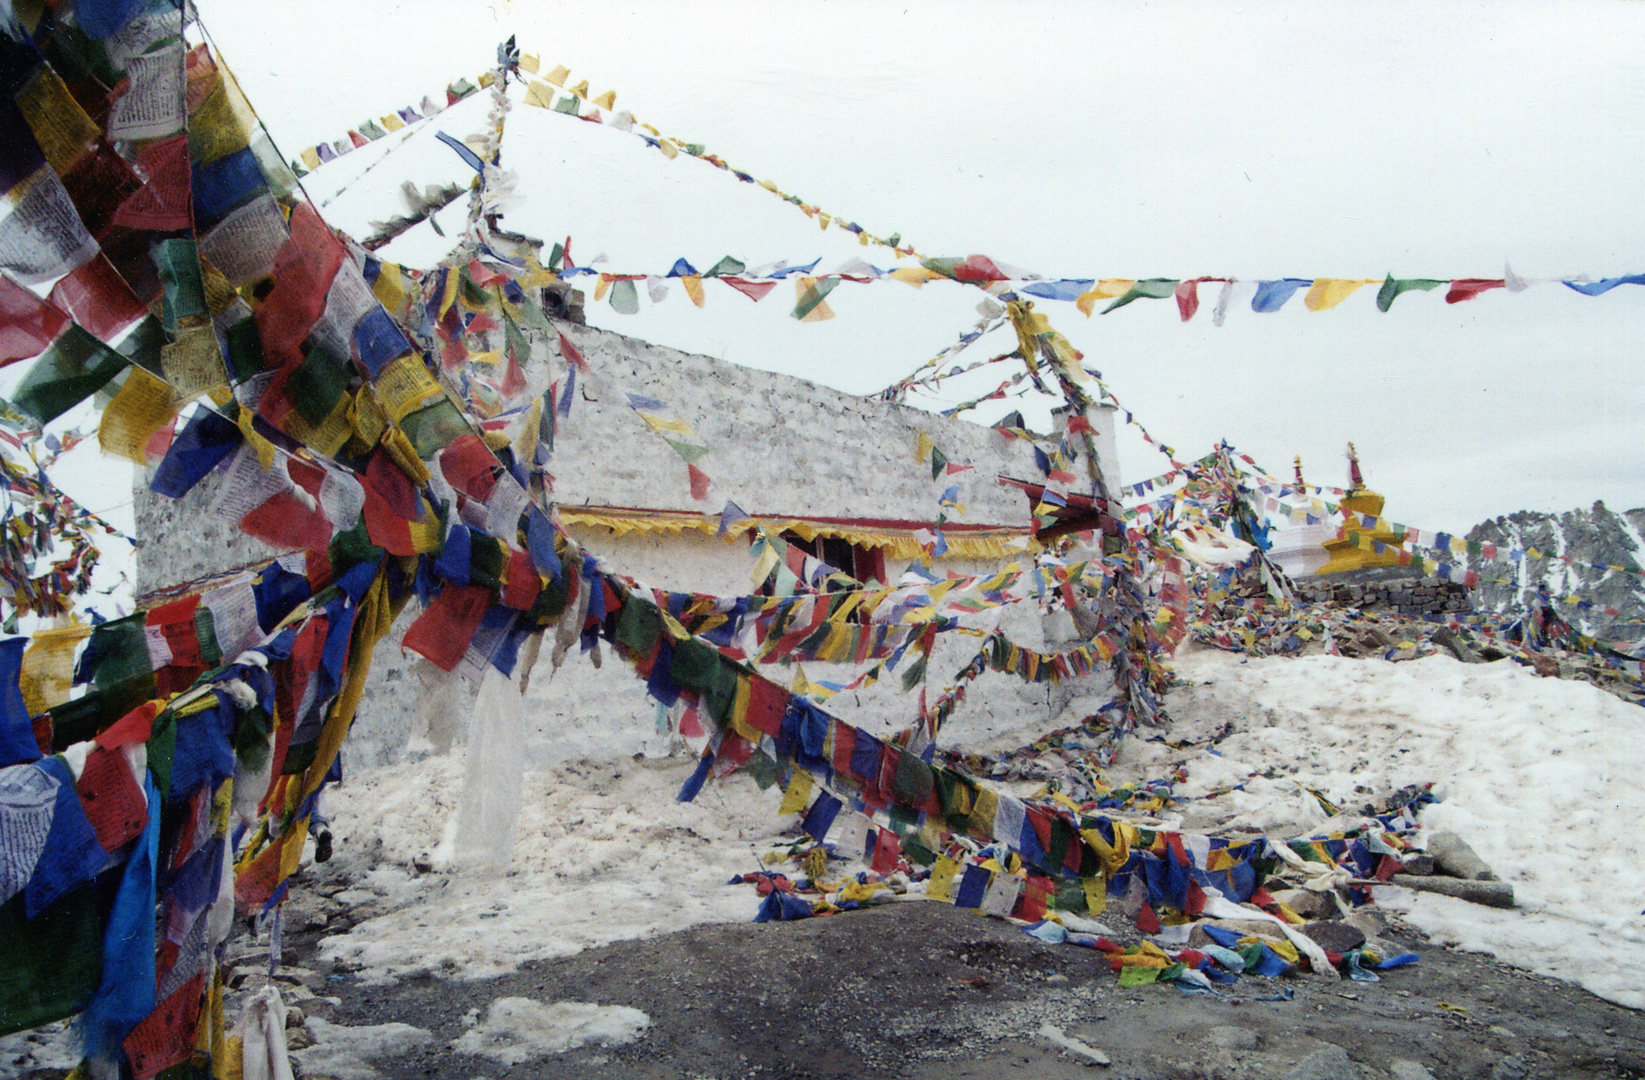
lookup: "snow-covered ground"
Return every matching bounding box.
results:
[317,646,1645,1009]
[1134,646,1645,1009]
[317,754,784,983]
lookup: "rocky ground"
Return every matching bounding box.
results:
[173,877,1645,1080]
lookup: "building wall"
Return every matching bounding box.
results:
[135,322,1119,769]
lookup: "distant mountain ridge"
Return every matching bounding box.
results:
[1466,501,1645,651]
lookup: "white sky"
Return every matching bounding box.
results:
[35,0,1645,598]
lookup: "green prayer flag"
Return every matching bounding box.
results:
[1117,964,1161,988]
[745,749,782,789]
[791,276,838,321]
[705,663,739,725]
[613,597,663,657]
[222,315,265,383]
[151,238,208,333]
[1375,274,1446,312]
[552,95,579,114]
[609,278,639,314]
[704,256,745,278]
[118,315,168,377]
[0,887,103,1037]
[670,637,720,692]
[664,439,710,464]
[287,343,352,426]
[399,398,470,459]
[193,606,223,669]
[1102,278,1179,314]
[930,446,948,480]
[359,119,388,140]
[469,533,506,590]
[13,325,130,424]
[84,613,152,692]
[891,748,935,807]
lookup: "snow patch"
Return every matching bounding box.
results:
[317,754,779,982]
[291,1018,434,1080]
[452,997,651,1065]
[1148,649,1645,1008]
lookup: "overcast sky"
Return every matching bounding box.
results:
[43,0,1645,573]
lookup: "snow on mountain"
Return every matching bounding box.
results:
[1467,502,1645,652]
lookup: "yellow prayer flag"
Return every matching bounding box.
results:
[890,267,931,287]
[656,139,678,160]
[371,261,407,315]
[187,77,255,165]
[478,71,495,89]
[236,396,276,470]
[15,66,97,174]
[592,89,616,110]
[927,855,959,902]
[523,80,557,109]
[751,541,781,586]
[594,274,611,301]
[1082,875,1107,915]
[20,623,89,716]
[376,355,444,421]
[1303,278,1372,311]
[300,147,322,171]
[1075,280,1135,317]
[98,367,178,463]
[381,113,405,132]
[161,326,230,401]
[639,412,694,436]
[966,786,999,840]
[680,274,705,307]
[917,431,936,465]
[437,266,460,319]
[568,79,589,99]
[544,65,570,87]
[515,397,542,469]
[778,768,814,815]
[519,53,540,74]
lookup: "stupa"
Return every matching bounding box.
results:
[1319,442,1408,574]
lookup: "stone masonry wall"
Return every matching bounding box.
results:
[1291,575,1473,617]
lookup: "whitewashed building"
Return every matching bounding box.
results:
[135,320,1122,768]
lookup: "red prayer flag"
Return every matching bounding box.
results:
[95,701,160,750]
[437,433,499,502]
[745,675,786,737]
[47,254,148,343]
[112,134,193,232]
[687,463,711,501]
[78,746,149,850]
[402,584,494,671]
[870,828,902,874]
[556,331,587,370]
[255,203,344,369]
[123,973,205,1080]
[1445,278,1505,304]
[0,273,70,366]
[718,276,777,302]
[501,547,541,610]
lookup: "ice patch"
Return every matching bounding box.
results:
[291,1018,434,1080]
[452,997,651,1065]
